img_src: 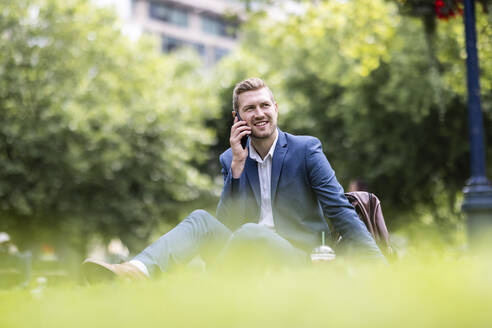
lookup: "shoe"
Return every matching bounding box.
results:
[82,259,148,284]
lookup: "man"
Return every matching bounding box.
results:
[83,78,383,281]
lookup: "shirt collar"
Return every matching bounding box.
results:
[249,130,279,164]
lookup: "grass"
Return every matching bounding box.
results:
[1,245,492,328]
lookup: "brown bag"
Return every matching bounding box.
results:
[343,191,394,259]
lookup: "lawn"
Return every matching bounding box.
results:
[1,248,491,328]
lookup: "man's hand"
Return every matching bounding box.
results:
[230,116,251,178]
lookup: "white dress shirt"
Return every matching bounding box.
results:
[248,133,279,229]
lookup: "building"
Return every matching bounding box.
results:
[128,0,243,65]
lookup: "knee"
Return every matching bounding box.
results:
[185,209,219,228]
[189,209,211,219]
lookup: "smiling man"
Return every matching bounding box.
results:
[83,78,384,281]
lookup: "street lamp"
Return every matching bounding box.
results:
[461,0,492,249]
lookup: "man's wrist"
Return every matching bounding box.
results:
[231,159,246,178]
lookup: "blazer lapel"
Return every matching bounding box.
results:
[271,130,287,204]
[245,155,261,207]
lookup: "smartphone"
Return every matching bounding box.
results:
[235,112,248,149]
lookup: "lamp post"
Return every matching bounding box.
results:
[461,0,492,249]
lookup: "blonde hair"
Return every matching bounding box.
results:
[232,78,275,112]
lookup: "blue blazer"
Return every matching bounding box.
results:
[216,129,383,258]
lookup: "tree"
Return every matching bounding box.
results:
[213,0,492,236]
[0,0,218,255]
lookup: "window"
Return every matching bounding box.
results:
[201,15,237,38]
[162,36,205,57]
[162,36,182,52]
[149,2,188,27]
[214,47,229,62]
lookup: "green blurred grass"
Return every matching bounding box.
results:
[1,248,492,328]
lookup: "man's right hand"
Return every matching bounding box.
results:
[230,116,251,178]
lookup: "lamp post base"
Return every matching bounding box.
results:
[462,176,492,250]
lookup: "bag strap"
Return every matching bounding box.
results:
[369,192,374,218]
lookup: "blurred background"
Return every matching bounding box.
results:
[0,0,491,287]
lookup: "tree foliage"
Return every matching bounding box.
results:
[213,0,492,232]
[2,0,491,252]
[0,0,218,252]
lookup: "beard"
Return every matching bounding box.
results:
[251,124,277,140]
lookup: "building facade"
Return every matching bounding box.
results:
[129,0,243,64]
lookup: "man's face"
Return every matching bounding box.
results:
[237,88,278,140]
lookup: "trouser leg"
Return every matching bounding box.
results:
[218,223,308,269]
[133,209,231,276]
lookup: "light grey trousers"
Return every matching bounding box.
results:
[133,210,307,276]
